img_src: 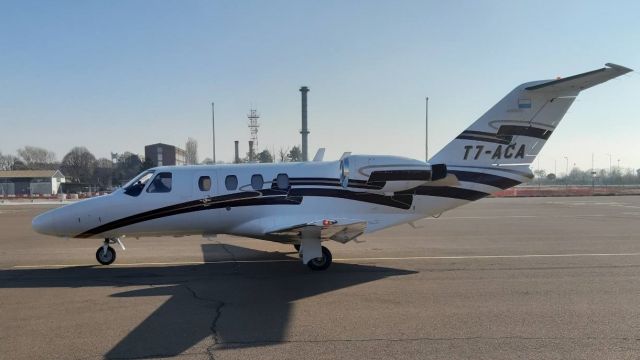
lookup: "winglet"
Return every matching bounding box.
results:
[313,148,326,162]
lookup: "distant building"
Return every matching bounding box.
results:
[144,143,186,167]
[0,170,66,196]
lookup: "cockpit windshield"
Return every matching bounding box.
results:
[123,170,155,197]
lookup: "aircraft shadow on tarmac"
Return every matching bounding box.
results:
[1,244,415,358]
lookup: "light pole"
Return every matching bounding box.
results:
[211,102,216,164]
[564,156,569,188]
[606,153,612,174]
[425,97,429,162]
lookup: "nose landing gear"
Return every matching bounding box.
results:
[96,238,125,265]
[96,245,116,265]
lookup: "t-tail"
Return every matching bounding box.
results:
[429,63,632,197]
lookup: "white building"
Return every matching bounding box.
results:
[0,170,66,196]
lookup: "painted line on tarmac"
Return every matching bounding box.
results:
[11,259,297,269]
[10,252,640,269]
[335,252,640,261]
[432,214,612,220]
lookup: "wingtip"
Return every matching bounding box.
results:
[605,63,633,73]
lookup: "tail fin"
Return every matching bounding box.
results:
[430,63,632,187]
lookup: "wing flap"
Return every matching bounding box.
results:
[267,219,367,244]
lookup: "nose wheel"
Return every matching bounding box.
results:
[96,245,116,265]
[95,238,124,265]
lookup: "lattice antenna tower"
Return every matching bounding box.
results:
[247,108,260,149]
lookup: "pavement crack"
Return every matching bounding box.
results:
[218,241,240,273]
[215,335,640,347]
[183,284,226,360]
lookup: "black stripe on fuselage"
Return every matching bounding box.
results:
[75,187,413,238]
[75,192,302,238]
[410,186,489,201]
[77,170,510,238]
[289,188,413,210]
[456,134,512,145]
[448,170,521,190]
[497,125,552,140]
[368,170,431,183]
[285,177,382,190]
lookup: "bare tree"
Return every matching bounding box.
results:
[94,158,114,189]
[113,152,143,185]
[185,138,198,165]
[61,147,97,183]
[278,147,290,162]
[16,146,56,169]
[0,152,18,170]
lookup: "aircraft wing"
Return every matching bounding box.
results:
[267,219,367,244]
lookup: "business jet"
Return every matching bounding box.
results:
[32,63,632,270]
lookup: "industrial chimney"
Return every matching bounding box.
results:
[299,86,309,161]
[248,140,254,162]
[234,141,240,164]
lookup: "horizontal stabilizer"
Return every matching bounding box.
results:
[525,63,632,93]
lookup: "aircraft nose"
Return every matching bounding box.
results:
[32,211,59,235]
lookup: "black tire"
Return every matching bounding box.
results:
[294,244,301,252]
[96,246,116,265]
[307,246,332,271]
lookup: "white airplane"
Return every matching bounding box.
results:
[32,63,632,270]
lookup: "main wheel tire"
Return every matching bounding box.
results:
[307,246,332,271]
[96,246,116,265]
[294,244,301,252]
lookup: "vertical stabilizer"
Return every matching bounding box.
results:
[427,63,631,194]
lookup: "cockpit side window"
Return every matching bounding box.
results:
[147,172,173,193]
[123,170,155,197]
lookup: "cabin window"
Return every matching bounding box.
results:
[225,175,238,191]
[123,170,155,197]
[251,174,264,190]
[198,176,211,191]
[147,172,172,193]
[276,173,289,190]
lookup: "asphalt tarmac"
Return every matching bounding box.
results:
[1,196,639,359]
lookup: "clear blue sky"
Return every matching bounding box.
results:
[1,0,638,173]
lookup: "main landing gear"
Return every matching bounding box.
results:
[306,246,332,271]
[296,240,332,271]
[96,238,125,265]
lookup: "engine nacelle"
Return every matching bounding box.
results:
[340,155,447,194]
